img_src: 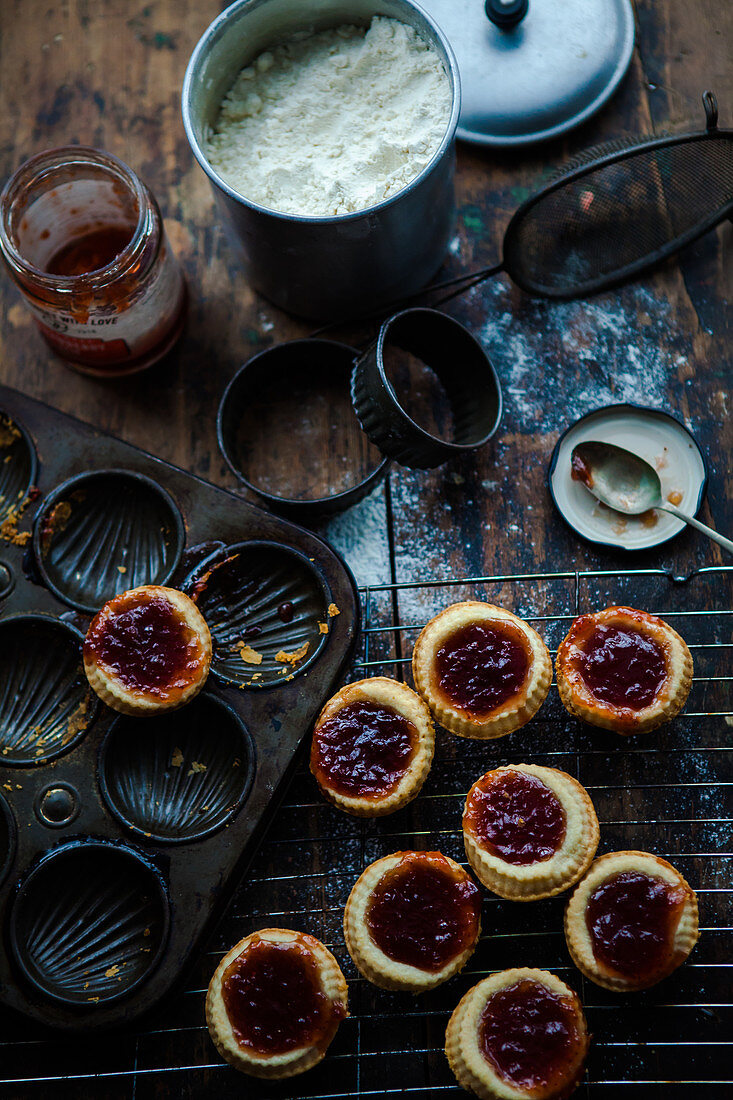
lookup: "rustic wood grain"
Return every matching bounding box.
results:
[0,0,730,1097]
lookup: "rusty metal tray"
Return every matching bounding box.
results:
[0,382,359,1032]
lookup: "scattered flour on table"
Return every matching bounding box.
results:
[206,17,452,216]
[477,279,692,430]
[319,485,390,587]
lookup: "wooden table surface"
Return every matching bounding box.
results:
[0,1,731,1097]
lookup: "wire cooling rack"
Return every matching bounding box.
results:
[2,566,732,1099]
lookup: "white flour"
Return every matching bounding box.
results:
[206,17,451,217]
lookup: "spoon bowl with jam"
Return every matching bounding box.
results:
[571,440,733,556]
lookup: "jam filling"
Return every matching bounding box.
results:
[435,621,530,717]
[46,225,136,276]
[479,979,582,1090]
[464,770,566,865]
[585,870,688,978]
[577,624,667,710]
[365,852,481,972]
[311,700,417,798]
[85,592,201,694]
[221,937,343,1056]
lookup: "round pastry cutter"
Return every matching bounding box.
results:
[549,404,707,551]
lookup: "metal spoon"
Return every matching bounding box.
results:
[571,440,733,556]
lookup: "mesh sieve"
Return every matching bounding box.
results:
[502,91,733,297]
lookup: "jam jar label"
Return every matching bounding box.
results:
[29,240,185,370]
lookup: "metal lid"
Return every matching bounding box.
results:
[417,0,635,146]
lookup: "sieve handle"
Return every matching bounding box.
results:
[485,0,529,29]
[662,503,733,556]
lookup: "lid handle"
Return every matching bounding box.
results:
[485,0,529,29]
[702,90,718,131]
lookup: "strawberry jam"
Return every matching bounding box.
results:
[578,625,666,710]
[85,591,200,695]
[365,852,481,971]
[221,936,344,1055]
[464,770,566,865]
[435,622,530,717]
[479,979,584,1091]
[585,871,688,978]
[311,701,417,798]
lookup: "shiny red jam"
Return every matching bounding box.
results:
[479,979,583,1091]
[435,622,530,717]
[464,770,566,865]
[46,225,135,276]
[221,937,344,1056]
[311,700,417,798]
[578,625,666,710]
[585,870,688,978]
[85,591,201,695]
[365,852,481,972]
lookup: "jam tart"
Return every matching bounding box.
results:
[555,606,693,735]
[83,585,211,716]
[310,677,434,817]
[565,850,699,992]
[206,928,348,1079]
[445,967,589,1100]
[344,850,481,992]
[463,764,599,901]
[412,602,552,740]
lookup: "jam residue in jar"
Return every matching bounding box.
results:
[585,871,688,978]
[365,851,481,971]
[221,936,343,1056]
[578,625,667,710]
[311,700,417,798]
[0,147,186,377]
[435,622,530,717]
[85,591,201,695]
[479,979,583,1091]
[464,770,566,865]
[45,225,136,276]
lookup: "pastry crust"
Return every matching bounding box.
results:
[555,606,693,735]
[445,968,589,1100]
[83,585,211,716]
[463,765,599,901]
[343,851,481,992]
[412,602,552,740]
[206,928,348,1079]
[310,678,434,817]
[564,851,699,992]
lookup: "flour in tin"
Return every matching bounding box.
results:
[206,17,451,217]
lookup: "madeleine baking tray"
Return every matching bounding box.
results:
[0,383,359,1031]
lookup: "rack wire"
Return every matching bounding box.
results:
[2,566,731,1099]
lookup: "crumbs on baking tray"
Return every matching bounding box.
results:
[0,487,39,546]
[327,603,340,617]
[276,641,309,665]
[234,641,263,665]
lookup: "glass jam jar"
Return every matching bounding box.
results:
[0,147,186,377]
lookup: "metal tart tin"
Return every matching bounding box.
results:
[548,404,708,551]
[218,338,390,514]
[0,615,98,766]
[0,383,359,1031]
[99,693,256,844]
[351,307,502,468]
[9,839,170,1007]
[32,469,185,614]
[0,791,17,887]
[182,0,461,320]
[0,411,37,525]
